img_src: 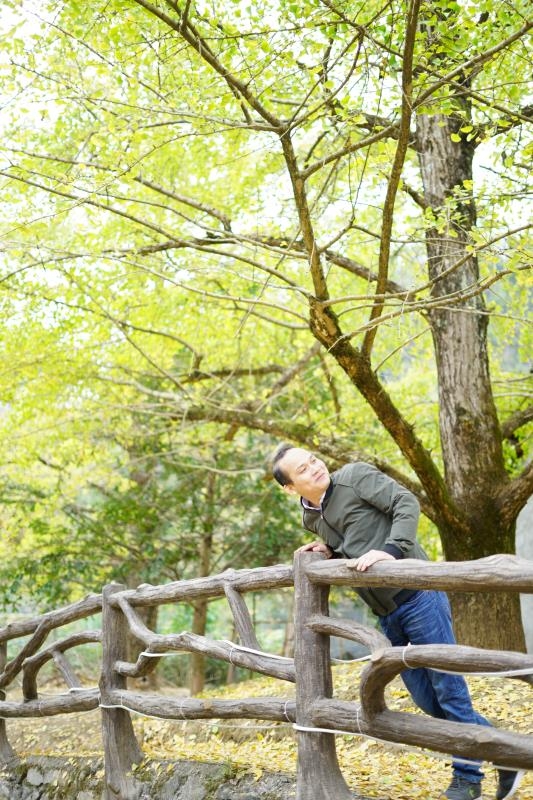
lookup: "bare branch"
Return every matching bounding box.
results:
[183,365,286,384]
[259,341,322,405]
[301,121,401,181]
[134,176,233,231]
[321,264,532,337]
[0,169,179,242]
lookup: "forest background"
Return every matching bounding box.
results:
[0,0,531,695]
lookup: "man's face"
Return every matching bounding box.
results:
[278,448,331,501]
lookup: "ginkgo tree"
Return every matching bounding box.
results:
[0,0,531,649]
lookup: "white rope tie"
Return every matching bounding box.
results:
[398,643,533,678]
[137,645,533,678]
[295,724,355,736]
[432,666,533,678]
[402,643,412,668]
[221,641,293,661]
[139,640,294,663]
[69,686,99,692]
[140,651,184,658]
[292,723,528,772]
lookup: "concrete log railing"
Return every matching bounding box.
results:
[0,556,532,800]
[0,593,103,748]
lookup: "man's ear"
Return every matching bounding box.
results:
[282,483,297,496]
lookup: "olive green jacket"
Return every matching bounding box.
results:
[301,461,428,616]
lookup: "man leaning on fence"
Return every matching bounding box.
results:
[272,444,524,800]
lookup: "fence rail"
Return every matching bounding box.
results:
[0,553,532,799]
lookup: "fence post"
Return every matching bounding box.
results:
[293,552,353,800]
[100,583,143,800]
[0,642,16,763]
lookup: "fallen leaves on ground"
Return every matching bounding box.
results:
[6,663,533,799]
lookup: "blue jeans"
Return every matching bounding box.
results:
[378,590,491,783]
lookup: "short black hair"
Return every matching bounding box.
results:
[271,442,296,486]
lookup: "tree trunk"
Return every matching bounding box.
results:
[449,591,524,652]
[416,110,525,651]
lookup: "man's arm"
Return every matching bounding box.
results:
[348,463,421,570]
[353,463,420,557]
[296,541,392,569]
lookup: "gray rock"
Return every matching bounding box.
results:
[0,755,310,799]
[25,767,44,786]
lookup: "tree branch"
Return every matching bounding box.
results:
[362,0,421,357]
[134,176,233,231]
[133,0,283,128]
[301,121,402,181]
[183,365,286,384]
[415,19,533,109]
[105,379,436,520]
[251,235,412,296]
[258,341,322,406]
[276,130,331,301]
[501,404,533,442]
[0,169,179,242]
[496,460,533,531]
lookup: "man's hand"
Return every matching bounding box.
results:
[295,541,333,558]
[351,549,394,571]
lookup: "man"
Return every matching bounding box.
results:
[272,444,523,800]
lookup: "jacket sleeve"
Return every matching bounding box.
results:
[353,463,420,558]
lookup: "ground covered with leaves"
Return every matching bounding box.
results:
[6,663,533,800]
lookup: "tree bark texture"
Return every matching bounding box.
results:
[306,556,533,655]
[224,583,261,651]
[415,109,525,650]
[114,564,294,608]
[105,690,296,722]
[306,554,533,593]
[22,630,101,700]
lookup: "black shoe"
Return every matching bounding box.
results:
[496,769,524,800]
[441,776,482,800]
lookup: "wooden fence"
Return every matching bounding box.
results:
[1,553,533,800]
